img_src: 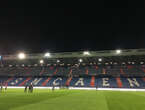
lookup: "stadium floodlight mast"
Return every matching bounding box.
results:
[83,51,90,55]
[40,60,44,64]
[18,53,26,60]
[116,49,122,54]
[44,52,51,58]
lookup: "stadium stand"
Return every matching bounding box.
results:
[0,49,145,89]
[0,77,144,88]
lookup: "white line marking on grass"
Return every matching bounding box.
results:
[6,86,145,91]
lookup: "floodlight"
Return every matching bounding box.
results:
[83,51,90,55]
[57,60,60,63]
[18,53,26,60]
[40,60,44,64]
[98,58,102,62]
[44,52,51,57]
[116,49,122,54]
[79,59,83,62]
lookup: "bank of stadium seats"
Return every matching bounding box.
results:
[56,67,69,76]
[0,63,145,89]
[105,66,121,75]
[0,65,145,77]
[87,66,102,75]
[121,65,144,75]
[0,77,144,89]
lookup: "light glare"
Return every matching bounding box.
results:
[98,58,102,62]
[116,49,122,54]
[40,60,44,64]
[57,60,60,63]
[18,53,26,60]
[83,51,90,55]
[79,59,83,62]
[44,52,51,57]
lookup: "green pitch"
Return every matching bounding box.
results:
[0,89,145,110]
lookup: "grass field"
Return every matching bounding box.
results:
[0,89,145,110]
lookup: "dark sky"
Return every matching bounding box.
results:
[0,1,145,54]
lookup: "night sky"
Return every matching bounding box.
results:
[0,1,144,54]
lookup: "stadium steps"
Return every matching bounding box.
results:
[66,77,72,86]
[53,68,58,75]
[69,69,72,75]
[143,78,145,81]
[116,78,123,88]
[102,68,106,74]
[42,77,51,86]
[85,69,88,75]
[19,77,31,86]
[90,76,95,87]
[96,66,98,70]
[70,69,72,74]
[39,67,45,75]
[24,67,32,74]
[120,68,125,74]
[142,68,145,73]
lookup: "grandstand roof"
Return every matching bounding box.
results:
[2,49,145,60]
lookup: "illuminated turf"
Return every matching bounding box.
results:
[0,89,145,110]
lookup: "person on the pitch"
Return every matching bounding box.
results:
[24,82,29,92]
[0,82,3,92]
[52,84,55,91]
[4,81,8,91]
[29,83,33,93]
[66,83,69,89]
[96,85,98,91]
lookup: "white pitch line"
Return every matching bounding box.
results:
[6,86,145,91]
